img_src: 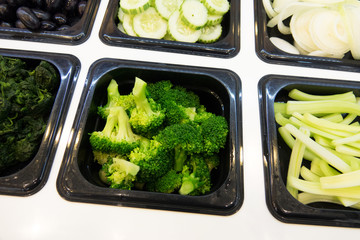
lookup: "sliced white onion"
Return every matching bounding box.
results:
[341,3,360,60]
[262,0,278,18]
[272,0,298,13]
[308,50,344,59]
[270,37,300,54]
[308,8,349,56]
[290,8,319,53]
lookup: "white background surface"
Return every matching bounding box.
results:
[0,0,359,239]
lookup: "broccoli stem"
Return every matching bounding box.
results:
[174,145,187,172]
[179,180,195,195]
[102,109,118,136]
[116,106,137,142]
[133,77,153,115]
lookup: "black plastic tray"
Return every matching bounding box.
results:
[258,74,360,228]
[254,0,360,72]
[0,1,100,45]
[99,0,240,58]
[57,58,243,215]
[0,48,80,196]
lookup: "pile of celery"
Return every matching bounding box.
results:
[274,88,360,209]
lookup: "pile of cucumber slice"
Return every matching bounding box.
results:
[117,0,230,43]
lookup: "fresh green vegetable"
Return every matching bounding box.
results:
[0,56,59,172]
[90,77,228,195]
[275,88,360,209]
[117,0,230,43]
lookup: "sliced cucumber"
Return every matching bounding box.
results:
[122,14,138,36]
[118,7,125,22]
[203,0,230,15]
[180,0,208,29]
[133,7,168,39]
[120,0,151,14]
[206,13,223,25]
[117,22,126,33]
[155,0,183,20]
[198,23,222,43]
[168,10,201,42]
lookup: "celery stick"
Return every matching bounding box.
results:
[288,176,360,198]
[311,158,325,177]
[340,113,357,125]
[286,128,309,198]
[318,158,340,176]
[275,112,292,126]
[300,166,320,182]
[286,100,360,115]
[284,124,352,173]
[298,192,342,205]
[336,145,360,158]
[303,112,360,133]
[320,169,360,189]
[288,89,356,102]
[274,102,288,115]
[278,127,317,161]
[313,134,334,148]
[332,132,360,145]
[337,196,360,207]
[321,113,344,123]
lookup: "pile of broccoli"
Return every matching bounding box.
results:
[0,55,59,172]
[89,77,228,195]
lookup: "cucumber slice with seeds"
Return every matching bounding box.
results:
[133,7,168,39]
[155,0,183,20]
[206,13,223,25]
[122,14,138,36]
[203,0,230,15]
[198,23,222,43]
[168,10,201,42]
[120,0,151,14]
[180,0,208,30]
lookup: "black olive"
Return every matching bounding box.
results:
[45,0,62,12]
[40,20,56,30]
[16,6,40,30]
[53,12,67,25]
[56,24,70,31]
[32,8,50,21]
[0,4,16,22]
[0,21,11,27]
[64,0,78,12]
[15,19,26,28]
[77,1,86,16]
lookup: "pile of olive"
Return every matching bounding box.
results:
[0,0,88,31]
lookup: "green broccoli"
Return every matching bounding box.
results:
[155,123,203,172]
[199,114,229,154]
[129,77,165,136]
[97,79,135,119]
[101,157,140,189]
[147,80,202,125]
[179,154,212,196]
[147,169,183,193]
[128,139,173,183]
[89,106,141,157]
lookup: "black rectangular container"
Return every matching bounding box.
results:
[99,0,240,58]
[0,48,80,196]
[57,58,243,215]
[254,0,360,72]
[0,1,100,45]
[259,74,360,228]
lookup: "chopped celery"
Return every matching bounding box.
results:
[298,192,360,210]
[286,100,360,116]
[320,169,360,189]
[284,123,352,173]
[300,166,320,182]
[288,89,357,102]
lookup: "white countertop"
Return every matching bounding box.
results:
[0,1,359,239]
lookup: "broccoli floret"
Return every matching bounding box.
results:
[179,154,212,196]
[89,106,140,156]
[128,139,173,183]
[129,77,165,136]
[199,114,229,154]
[101,157,140,189]
[204,154,220,172]
[149,169,183,193]
[155,123,203,172]
[97,79,135,119]
[147,81,202,125]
